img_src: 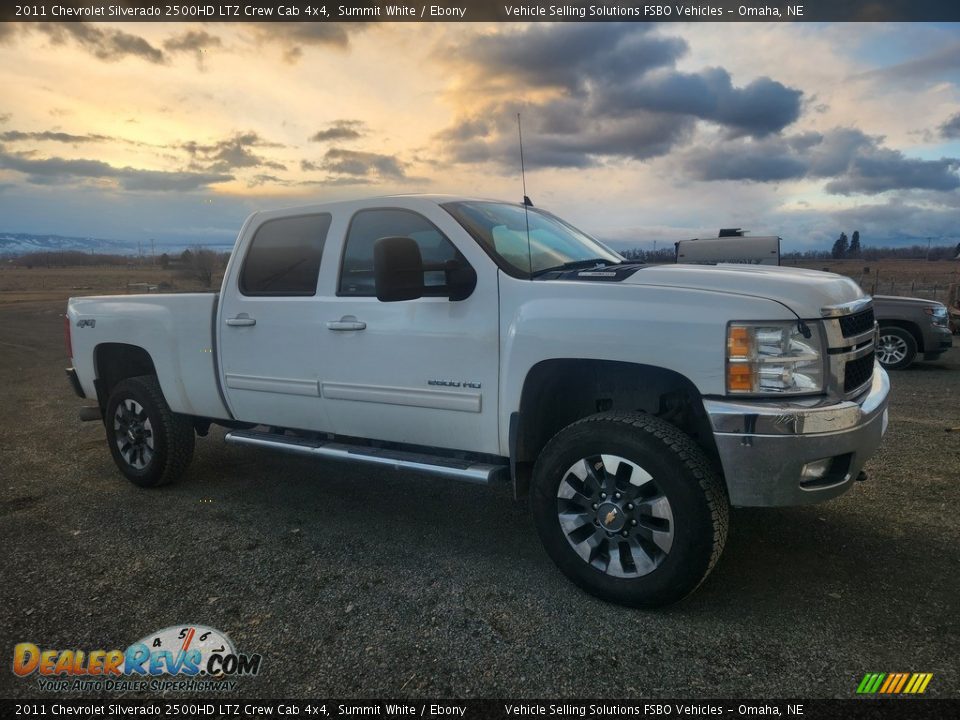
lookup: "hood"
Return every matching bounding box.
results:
[619,263,865,318]
[872,294,944,309]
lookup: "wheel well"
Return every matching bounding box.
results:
[512,359,721,495]
[94,343,157,406]
[878,321,923,351]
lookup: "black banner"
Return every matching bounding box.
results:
[3,699,960,720]
[3,0,960,23]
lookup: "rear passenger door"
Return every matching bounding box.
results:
[318,207,501,455]
[218,213,334,431]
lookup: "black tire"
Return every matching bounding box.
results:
[877,326,917,370]
[531,412,728,608]
[104,375,195,488]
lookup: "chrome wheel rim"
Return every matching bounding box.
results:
[878,334,908,366]
[113,399,154,469]
[556,454,674,578]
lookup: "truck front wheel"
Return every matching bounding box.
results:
[104,375,195,487]
[876,326,917,370]
[531,412,728,608]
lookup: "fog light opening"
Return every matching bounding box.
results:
[800,457,832,481]
[800,454,854,490]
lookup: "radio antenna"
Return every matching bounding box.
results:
[517,113,533,275]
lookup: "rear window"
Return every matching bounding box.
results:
[240,214,331,296]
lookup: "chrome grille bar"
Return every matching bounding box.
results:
[820,298,877,398]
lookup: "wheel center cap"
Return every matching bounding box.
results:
[597,502,626,532]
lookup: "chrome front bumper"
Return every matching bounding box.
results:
[703,365,890,507]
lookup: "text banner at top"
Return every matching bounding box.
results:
[3,0,960,23]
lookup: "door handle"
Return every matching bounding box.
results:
[326,316,366,331]
[226,315,256,327]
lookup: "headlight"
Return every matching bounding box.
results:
[726,321,825,395]
[925,305,949,328]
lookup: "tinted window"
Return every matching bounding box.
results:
[240,214,331,296]
[339,209,463,296]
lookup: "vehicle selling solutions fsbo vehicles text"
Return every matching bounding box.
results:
[503,5,725,18]
[502,5,800,18]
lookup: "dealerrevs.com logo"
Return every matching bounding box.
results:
[13,625,262,693]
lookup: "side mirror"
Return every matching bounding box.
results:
[373,236,424,302]
[445,260,477,302]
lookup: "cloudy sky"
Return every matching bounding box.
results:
[0,20,958,251]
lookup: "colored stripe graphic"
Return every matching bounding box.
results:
[857,672,932,694]
[857,673,886,694]
[893,673,909,693]
[881,673,902,693]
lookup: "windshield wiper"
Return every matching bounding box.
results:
[530,259,620,278]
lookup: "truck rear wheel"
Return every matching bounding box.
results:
[105,375,195,488]
[531,412,728,608]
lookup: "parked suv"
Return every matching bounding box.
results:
[873,295,953,370]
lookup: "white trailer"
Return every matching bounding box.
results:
[676,230,781,266]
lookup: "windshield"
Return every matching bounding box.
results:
[442,201,622,276]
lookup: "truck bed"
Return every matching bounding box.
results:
[66,293,231,420]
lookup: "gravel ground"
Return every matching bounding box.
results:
[1,301,958,699]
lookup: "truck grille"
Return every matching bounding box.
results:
[843,352,875,394]
[839,308,875,338]
[823,298,876,398]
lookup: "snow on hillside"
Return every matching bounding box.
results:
[0,233,236,257]
[0,232,135,257]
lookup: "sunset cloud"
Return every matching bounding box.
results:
[35,23,168,64]
[684,128,960,194]
[309,120,368,143]
[0,21,957,250]
[0,148,232,191]
[434,24,803,169]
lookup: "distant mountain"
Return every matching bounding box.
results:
[0,232,236,257]
[0,232,135,257]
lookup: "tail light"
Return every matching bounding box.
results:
[64,314,73,360]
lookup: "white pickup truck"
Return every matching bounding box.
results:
[65,195,890,607]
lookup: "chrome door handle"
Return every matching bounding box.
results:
[326,316,366,331]
[226,315,256,327]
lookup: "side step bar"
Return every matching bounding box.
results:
[223,429,508,485]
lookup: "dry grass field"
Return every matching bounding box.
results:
[790,258,960,304]
[0,264,226,306]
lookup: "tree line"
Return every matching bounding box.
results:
[784,236,960,262]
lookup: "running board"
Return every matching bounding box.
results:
[223,429,507,485]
